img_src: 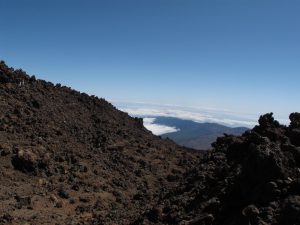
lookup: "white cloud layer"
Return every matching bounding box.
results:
[119,106,257,128]
[143,118,180,135]
[113,101,290,128]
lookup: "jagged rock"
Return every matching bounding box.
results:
[242,204,260,217]
[253,113,285,141]
[245,143,285,181]
[289,112,300,128]
[0,71,10,83]
[11,148,38,173]
[258,113,280,128]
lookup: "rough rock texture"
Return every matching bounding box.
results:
[135,113,300,225]
[0,61,200,224]
[1,61,300,225]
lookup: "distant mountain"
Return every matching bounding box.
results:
[154,117,249,149]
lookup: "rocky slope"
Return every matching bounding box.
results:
[0,61,299,225]
[135,113,300,225]
[0,61,200,224]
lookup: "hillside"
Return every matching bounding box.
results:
[0,61,200,224]
[156,117,248,149]
[0,61,300,225]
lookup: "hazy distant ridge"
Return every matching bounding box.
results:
[154,117,248,149]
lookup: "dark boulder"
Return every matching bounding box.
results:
[258,113,280,129]
[289,128,300,147]
[0,71,10,83]
[289,112,300,128]
[280,196,300,224]
[11,148,38,173]
[15,195,31,208]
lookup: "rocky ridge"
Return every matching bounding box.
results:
[0,61,299,225]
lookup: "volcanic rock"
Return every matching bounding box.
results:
[0,61,300,224]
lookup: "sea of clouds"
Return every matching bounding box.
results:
[113,101,262,135]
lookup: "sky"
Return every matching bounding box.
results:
[0,0,300,121]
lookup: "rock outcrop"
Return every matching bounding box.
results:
[135,114,300,225]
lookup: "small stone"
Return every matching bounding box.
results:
[79,196,90,203]
[242,205,260,217]
[69,198,76,204]
[50,194,58,203]
[15,195,31,208]
[269,201,279,209]
[58,189,69,199]
[147,207,162,222]
[38,178,47,186]
[0,148,11,156]
[55,200,63,208]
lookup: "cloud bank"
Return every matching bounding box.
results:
[143,118,180,135]
[118,104,257,128]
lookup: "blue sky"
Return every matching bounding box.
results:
[0,0,299,120]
